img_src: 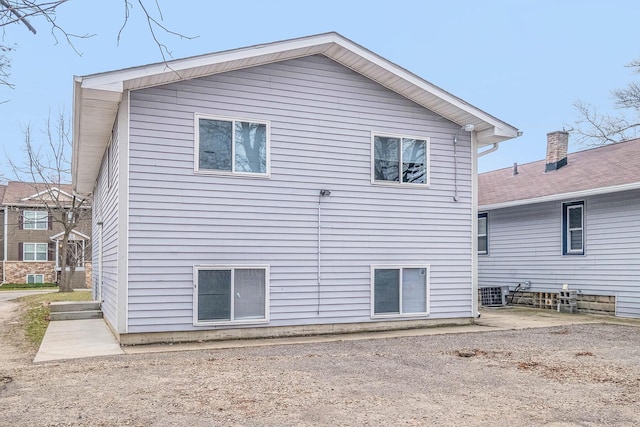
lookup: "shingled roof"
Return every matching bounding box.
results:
[479,138,640,209]
[0,181,75,207]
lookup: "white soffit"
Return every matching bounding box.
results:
[72,32,519,194]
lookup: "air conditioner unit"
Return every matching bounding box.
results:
[480,286,509,306]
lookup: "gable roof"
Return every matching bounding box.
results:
[479,138,640,210]
[72,32,520,194]
[1,181,75,207]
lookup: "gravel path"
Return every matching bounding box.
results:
[1,297,639,426]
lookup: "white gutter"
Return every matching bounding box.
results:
[480,181,640,211]
[477,143,499,158]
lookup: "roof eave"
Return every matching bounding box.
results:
[73,32,520,192]
[479,181,640,211]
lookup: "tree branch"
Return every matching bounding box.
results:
[0,0,38,33]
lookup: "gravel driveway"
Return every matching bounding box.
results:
[1,298,639,426]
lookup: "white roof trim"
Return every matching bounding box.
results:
[479,181,640,211]
[73,32,520,194]
[50,229,91,241]
[21,187,74,202]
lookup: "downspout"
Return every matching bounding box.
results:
[2,206,6,284]
[317,189,331,315]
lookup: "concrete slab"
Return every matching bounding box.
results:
[34,319,124,363]
[122,307,617,356]
[35,306,638,362]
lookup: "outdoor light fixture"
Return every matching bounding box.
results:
[319,189,331,196]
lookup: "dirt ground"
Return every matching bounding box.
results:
[1,297,639,426]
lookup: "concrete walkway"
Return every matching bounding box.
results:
[34,306,640,363]
[34,318,124,363]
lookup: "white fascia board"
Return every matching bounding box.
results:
[330,37,519,137]
[479,181,640,211]
[78,33,340,92]
[75,31,519,140]
[21,187,74,202]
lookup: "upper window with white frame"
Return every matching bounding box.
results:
[24,243,48,261]
[372,266,429,317]
[563,201,584,255]
[372,134,429,185]
[194,266,268,325]
[478,213,488,255]
[196,115,269,176]
[23,210,48,230]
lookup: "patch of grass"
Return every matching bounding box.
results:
[0,283,58,290]
[18,291,93,347]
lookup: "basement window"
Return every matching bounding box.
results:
[194,265,269,325]
[27,274,44,284]
[371,266,429,317]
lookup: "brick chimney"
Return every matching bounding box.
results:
[545,131,569,172]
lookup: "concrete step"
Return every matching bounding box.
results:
[50,301,101,313]
[49,310,103,321]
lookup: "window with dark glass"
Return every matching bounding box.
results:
[478,213,488,254]
[197,116,268,175]
[562,201,584,255]
[195,267,267,324]
[373,267,428,316]
[373,135,428,185]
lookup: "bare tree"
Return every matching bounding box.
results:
[0,0,195,89]
[573,59,640,145]
[8,112,90,292]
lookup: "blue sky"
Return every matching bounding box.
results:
[0,0,638,176]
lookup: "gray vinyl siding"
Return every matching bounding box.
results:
[479,189,640,317]
[92,121,120,329]
[126,54,474,333]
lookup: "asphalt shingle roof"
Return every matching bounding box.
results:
[0,181,74,206]
[479,138,640,207]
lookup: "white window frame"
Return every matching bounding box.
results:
[193,265,270,326]
[23,210,48,230]
[478,212,488,255]
[194,113,271,177]
[563,201,585,255]
[23,243,48,261]
[371,132,431,187]
[27,274,44,284]
[370,265,430,319]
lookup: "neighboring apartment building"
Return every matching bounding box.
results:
[478,132,640,318]
[0,181,92,288]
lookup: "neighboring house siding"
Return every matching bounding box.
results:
[93,123,120,328]
[479,189,640,314]
[127,55,473,333]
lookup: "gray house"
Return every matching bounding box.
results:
[72,32,519,344]
[478,132,640,318]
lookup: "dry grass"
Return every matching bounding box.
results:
[17,291,92,347]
